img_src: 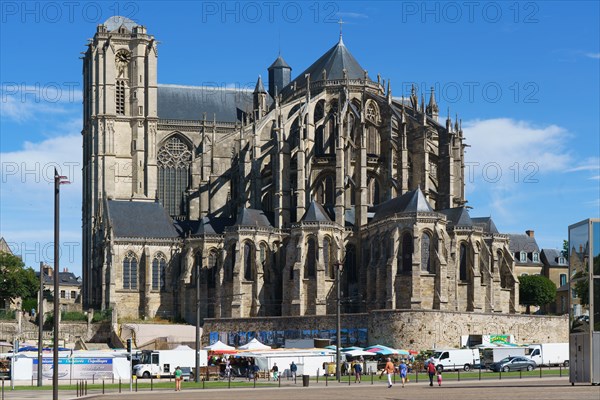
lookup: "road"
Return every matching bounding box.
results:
[2,377,598,400]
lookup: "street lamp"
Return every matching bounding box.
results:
[53,169,69,400]
[334,261,344,382]
[195,256,202,383]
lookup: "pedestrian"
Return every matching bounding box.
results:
[427,360,436,386]
[354,360,362,383]
[384,357,395,388]
[290,361,297,379]
[437,370,443,386]
[174,366,182,391]
[399,359,408,388]
[271,363,279,380]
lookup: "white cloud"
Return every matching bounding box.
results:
[585,52,600,59]
[0,84,82,123]
[463,118,572,181]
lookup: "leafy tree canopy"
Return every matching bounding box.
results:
[519,274,557,313]
[0,251,38,307]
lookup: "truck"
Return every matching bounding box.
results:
[132,347,207,378]
[480,347,527,367]
[430,349,480,372]
[525,343,569,367]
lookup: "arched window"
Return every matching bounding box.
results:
[244,242,254,281]
[228,243,236,282]
[152,252,167,291]
[315,175,335,209]
[421,233,432,272]
[260,243,269,283]
[367,125,380,155]
[459,243,468,281]
[400,233,413,274]
[324,238,333,279]
[157,136,192,217]
[367,176,380,206]
[122,251,138,290]
[345,244,357,283]
[207,250,217,288]
[305,238,317,278]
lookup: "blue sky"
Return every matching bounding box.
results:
[1,1,599,277]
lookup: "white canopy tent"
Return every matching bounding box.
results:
[238,338,271,351]
[204,340,236,352]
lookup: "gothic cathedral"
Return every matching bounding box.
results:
[82,17,519,321]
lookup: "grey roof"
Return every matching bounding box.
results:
[268,55,291,70]
[440,207,473,227]
[107,200,179,238]
[235,208,273,227]
[373,188,434,221]
[157,84,253,122]
[37,271,81,287]
[541,248,568,267]
[285,39,369,90]
[507,234,541,264]
[176,216,234,236]
[471,217,499,234]
[254,76,267,94]
[103,16,138,32]
[301,201,332,223]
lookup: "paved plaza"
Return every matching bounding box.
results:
[2,377,599,400]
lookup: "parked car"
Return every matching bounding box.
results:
[489,356,536,372]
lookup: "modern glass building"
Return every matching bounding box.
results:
[568,218,600,385]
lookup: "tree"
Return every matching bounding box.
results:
[562,240,569,261]
[0,251,38,309]
[519,275,557,314]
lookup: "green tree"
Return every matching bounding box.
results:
[519,275,557,314]
[562,240,569,261]
[0,251,38,308]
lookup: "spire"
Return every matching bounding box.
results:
[410,84,418,111]
[253,75,266,94]
[338,17,345,45]
[426,86,439,120]
[387,79,392,105]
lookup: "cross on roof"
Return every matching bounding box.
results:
[338,18,344,39]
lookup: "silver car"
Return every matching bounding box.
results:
[490,356,536,372]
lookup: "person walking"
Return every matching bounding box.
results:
[384,357,395,388]
[399,359,408,388]
[427,360,436,386]
[174,366,182,391]
[354,361,363,383]
[271,363,279,380]
[437,370,443,386]
[290,361,297,379]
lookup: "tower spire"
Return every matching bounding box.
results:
[338,18,344,44]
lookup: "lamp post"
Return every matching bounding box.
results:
[38,261,44,387]
[334,261,344,382]
[195,257,201,383]
[53,169,69,400]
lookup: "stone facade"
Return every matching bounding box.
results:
[82,17,520,323]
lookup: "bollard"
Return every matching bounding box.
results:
[119,379,121,393]
[416,369,418,383]
[135,377,138,392]
[326,372,328,386]
[393,371,396,384]
[253,375,256,388]
[348,371,351,385]
[499,369,502,380]
[520,369,522,379]
[93,374,95,385]
[371,371,374,385]
[2,378,5,400]
[103,379,105,394]
[151,375,153,391]
[85,380,88,395]
[294,373,297,384]
[31,374,33,386]
[228,371,231,389]
[560,365,562,377]
[316,369,319,384]
[457,365,460,382]
[479,366,481,381]
[279,375,281,387]
[203,376,206,389]
[540,364,542,378]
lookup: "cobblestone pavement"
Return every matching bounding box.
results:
[2,377,599,400]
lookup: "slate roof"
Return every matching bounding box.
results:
[254,76,267,94]
[175,216,234,236]
[440,207,473,227]
[284,38,370,90]
[301,201,332,223]
[507,233,541,264]
[103,16,138,32]
[471,217,500,234]
[268,55,291,70]
[157,84,254,122]
[106,200,179,238]
[373,188,434,221]
[541,248,568,267]
[37,271,81,287]
[235,208,273,227]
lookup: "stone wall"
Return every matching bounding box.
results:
[204,310,568,350]
[369,309,569,349]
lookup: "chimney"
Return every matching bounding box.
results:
[63,268,68,273]
[525,230,535,238]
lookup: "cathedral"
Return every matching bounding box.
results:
[82,16,519,322]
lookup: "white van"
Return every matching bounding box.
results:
[430,349,480,372]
